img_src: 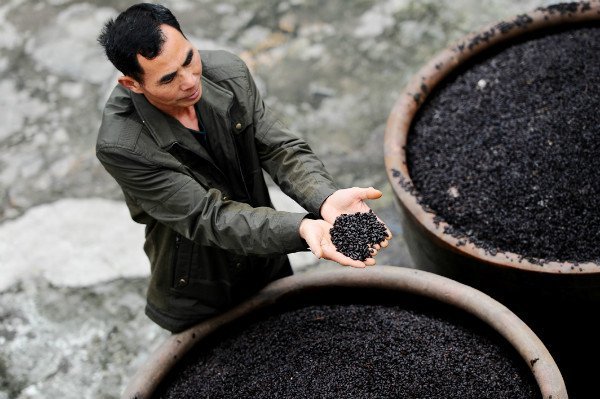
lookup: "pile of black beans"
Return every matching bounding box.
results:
[155,303,540,399]
[407,25,600,263]
[330,210,388,261]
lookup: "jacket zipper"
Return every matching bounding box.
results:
[226,117,252,201]
[172,234,188,288]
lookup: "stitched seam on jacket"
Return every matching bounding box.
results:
[97,144,166,167]
[147,179,194,213]
[255,110,279,142]
[97,144,194,212]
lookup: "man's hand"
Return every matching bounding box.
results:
[299,218,375,268]
[320,187,392,248]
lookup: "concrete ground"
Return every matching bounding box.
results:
[0,0,554,398]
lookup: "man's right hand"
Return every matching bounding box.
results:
[298,218,376,268]
[320,187,392,250]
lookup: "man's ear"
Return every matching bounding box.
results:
[118,76,143,94]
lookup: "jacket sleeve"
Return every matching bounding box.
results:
[96,145,309,256]
[247,66,339,216]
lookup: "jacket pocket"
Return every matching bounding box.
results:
[171,234,190,289]
[169,236,233,309]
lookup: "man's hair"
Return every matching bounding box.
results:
[97,3,184,83]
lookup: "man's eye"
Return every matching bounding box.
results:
[159,72,177,85]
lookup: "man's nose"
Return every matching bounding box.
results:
[181,70,196,90]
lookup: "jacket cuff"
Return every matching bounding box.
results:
[304,184,338,218]
[276,212,311,253]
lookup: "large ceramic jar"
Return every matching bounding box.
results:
[384,2,599,397]
[122,267,566,399]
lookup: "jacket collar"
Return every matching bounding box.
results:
[130,75,234,150]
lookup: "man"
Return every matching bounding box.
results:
[96,3,390,332]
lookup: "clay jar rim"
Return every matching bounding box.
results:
[121,266,566,399]
[384,1,600,275]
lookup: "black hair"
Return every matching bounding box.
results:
[97,3,184,83]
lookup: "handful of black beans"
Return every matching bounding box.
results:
[330,210,388,261]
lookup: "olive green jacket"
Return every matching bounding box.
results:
[96,50,338,332]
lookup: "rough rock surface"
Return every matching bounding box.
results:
[0,0,553,398]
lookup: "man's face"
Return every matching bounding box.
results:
[122,24,203,113]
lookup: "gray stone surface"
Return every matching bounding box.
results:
[0,0,555,397]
